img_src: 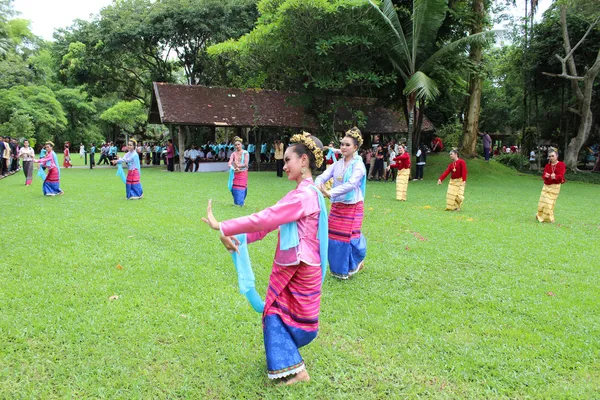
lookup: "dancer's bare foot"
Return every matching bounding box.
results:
[285,369,310,385]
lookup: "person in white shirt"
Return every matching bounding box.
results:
[184,148,193,172]
[529,149,536,170]
[19,140,35,185]
[414,144,427,180]
[189,145,199,172]
[385,146,396,182]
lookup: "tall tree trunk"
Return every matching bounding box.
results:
[406,92,416,155]
[460,0,485,157]
[407,107,414,155]
[564,63,600,169]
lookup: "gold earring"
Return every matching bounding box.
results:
[301,167,307,178]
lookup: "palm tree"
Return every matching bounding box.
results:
[368,0,492,154]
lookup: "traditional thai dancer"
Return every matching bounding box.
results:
[316,127,367,280]
[33,141,64,196]
[203,132,327,385]
[112,139,143,200]
[393,145,410,201]
[63,142,72,168]
[228,136,249,206]
[18,139,35,186]
[536,148,566,223]
[438,149,467,211]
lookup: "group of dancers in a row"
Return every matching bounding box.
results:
[21,139,143,199]
[206,127,567,384]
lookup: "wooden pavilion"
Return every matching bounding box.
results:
[148,83,435,171]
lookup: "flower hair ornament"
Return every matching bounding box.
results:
[290,131,324,168]
[345,127,364,147]
[233,136,243,144]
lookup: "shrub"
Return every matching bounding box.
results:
[436,121,462,150]
[495,152,528,170]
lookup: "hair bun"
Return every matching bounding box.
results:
[345,127,364,147]
[290,131,324,168]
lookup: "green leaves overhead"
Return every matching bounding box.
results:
[403,71,440,100]
[208,0,396,96]
[100,100,147,135]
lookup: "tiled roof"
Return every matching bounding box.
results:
[149,83,434,133]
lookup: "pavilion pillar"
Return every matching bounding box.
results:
[177,125,186,172]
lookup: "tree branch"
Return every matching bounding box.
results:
[563,15,599,65]
[542,71,585,81]
[558,5,584,102]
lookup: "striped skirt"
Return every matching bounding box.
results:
[232,170,248,206]
[263,262,322,379]
[23,160,33,185]
[445,178,465,211]
[43,167,63,196]
[328,201,367,279]
[536,184,561,223]
[395,168,410,201]
[126,169,143,199]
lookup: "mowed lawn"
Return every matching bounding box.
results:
[1,155,599,399]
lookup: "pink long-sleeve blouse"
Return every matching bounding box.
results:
[34,152,57,169]
[220,179,321,267]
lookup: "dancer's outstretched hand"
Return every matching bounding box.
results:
[220,235,241,254]
[201,199,220,230]
[318,184,331,199]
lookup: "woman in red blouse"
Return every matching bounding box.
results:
[536,149,566,223]
[392,145,410,201]
[437,149,467,211]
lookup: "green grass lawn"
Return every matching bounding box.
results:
[1,155,598,398]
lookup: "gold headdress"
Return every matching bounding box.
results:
[345,127,364,147]
[129,138,138,146]
[45,141,55,147]
[290,131,324,168]
[233,136,243,144]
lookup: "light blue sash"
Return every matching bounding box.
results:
[309,186,329,283]
[230,234,265,313]
[228,168,234,191]
[343,154,366,202]
[326,148,337,162]
[116,163,127,184]
[134,152,141,176]
[37,164,46,180]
